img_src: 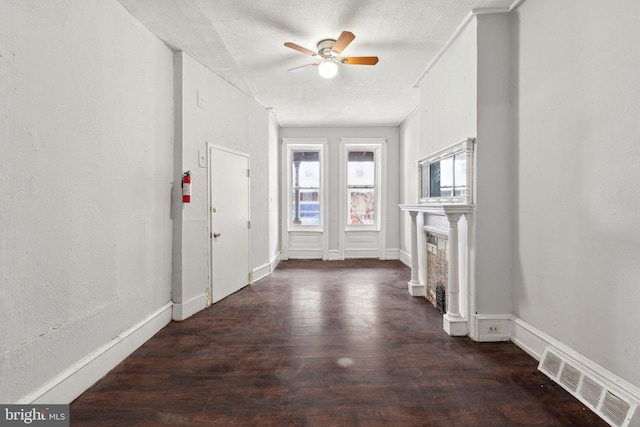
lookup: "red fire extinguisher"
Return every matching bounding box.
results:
[182,171,191,203]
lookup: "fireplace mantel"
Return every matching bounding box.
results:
[399,203,473,216]
[400,203,474,337]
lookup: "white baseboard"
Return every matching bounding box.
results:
[399,249,411,267]
[270,252,281,272]
[510,317,549,361]
[23,302,172,404]
[286,249,323,259]
[253,253,282,283]
[385,248,400,260]
[326,249,399,261]
[344,249,380,259]
[252,262,271,283]
[475,313,511,342]
[511,317,640,411]
[172,293,206,321]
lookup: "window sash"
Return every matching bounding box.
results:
[288,147,323,229]
[345,147,379,228]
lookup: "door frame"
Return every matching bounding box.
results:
[208,143,251,302]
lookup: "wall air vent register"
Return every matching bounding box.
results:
[539,347,638,427]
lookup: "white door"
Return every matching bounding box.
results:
[209,146,250,304]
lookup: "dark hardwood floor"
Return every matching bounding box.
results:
[71,260,607,426]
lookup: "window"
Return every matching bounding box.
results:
[291,150,320,226]
[342,140,385,230]
[282,138,328,260]
[347,150,376,225]
[285,143,325,230]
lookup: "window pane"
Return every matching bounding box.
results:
[440,156,453,197]
[292,151,319,188]
[347,151,375,186]
[454,153,467,196]
[429,161,441,197]
[291,150,321,226]
[291,188,319,225]
[420,165,429,199]
[348,188,375,225]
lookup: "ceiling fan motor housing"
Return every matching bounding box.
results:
[317,39,338,59]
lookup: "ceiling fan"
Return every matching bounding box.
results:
[284,31,379,79]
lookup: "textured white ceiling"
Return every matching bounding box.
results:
[116,0,515,127]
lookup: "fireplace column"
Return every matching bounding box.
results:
[407,211,425,296]
[442,212,467,336]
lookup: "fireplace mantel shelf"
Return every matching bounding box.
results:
[399,203,474,216]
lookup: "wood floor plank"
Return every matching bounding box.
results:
[70,260,608,426]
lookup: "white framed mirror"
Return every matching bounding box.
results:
[417,138,475,205]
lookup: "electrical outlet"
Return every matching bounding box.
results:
[197,90,205,109]
[488,325,500,334]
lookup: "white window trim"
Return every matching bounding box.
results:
[287,145,322,232]
[281,138,329,260]
[339,138,387,259]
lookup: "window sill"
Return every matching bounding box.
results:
[345,226,380,232]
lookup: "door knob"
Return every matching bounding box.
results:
[213,232,221,238]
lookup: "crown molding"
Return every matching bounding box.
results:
[412,7,510,88]
[509,0,528,12]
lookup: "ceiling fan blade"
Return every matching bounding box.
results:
[284,42,317,57]
[332,31,355,53]
[288,63,318,72]
[341,56,379,65]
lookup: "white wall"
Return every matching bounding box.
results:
[279,127,401,255]
[267,111,281,267]
[399,108,420,262]
[404,14,514,319]
[514,0,640,388]
[399,0,640,398]
[409,18,478,298]
[417,18,477,161]
[248,101,270,274]
[0,0,174,403]
[475,13,513,315]
[173,52,273,313]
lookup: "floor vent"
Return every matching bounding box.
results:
[559,362,581,392]
[580,375,604,408]
[538,347,638,427]
[540,349,562,376]
[602,391,633,427]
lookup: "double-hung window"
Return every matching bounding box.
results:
[347,150,376,226]
[291,150,320,226]
[282,139,328,260]
[285,142,326,230]
[342,140,385,231]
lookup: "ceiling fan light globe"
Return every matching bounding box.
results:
[318,60,338,79]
